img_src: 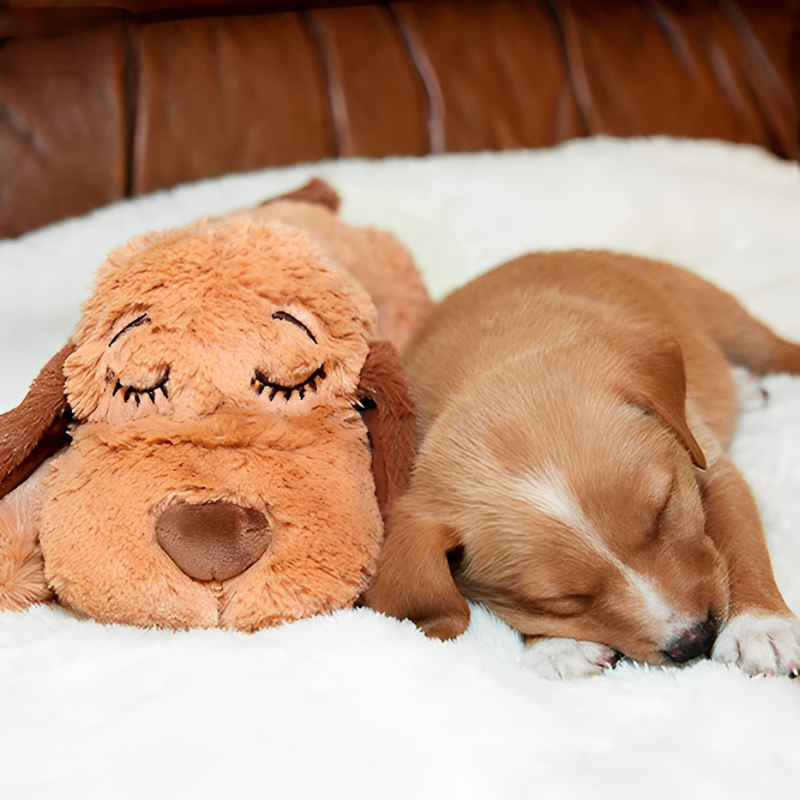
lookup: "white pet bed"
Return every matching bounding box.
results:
[2,137,799,799]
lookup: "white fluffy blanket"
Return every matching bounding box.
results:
[2,138,800,799]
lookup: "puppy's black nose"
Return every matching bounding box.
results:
[663,615,717,663]
[155,501,270,582]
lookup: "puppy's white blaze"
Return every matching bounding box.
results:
[509,464,674,625]
[509,464,595,540]
[624,570,674,625]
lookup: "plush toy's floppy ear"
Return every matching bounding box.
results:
[356,342,471,639]
[259,177,341,212]
[356,340,416,519]
[0,343,74,498]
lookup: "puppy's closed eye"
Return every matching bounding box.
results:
[537,595,594,617]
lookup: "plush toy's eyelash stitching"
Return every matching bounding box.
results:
[252,365,326,401]
[109,313,150,347]
[111,367,170,405]
[272,311,317,344]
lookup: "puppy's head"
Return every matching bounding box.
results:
[459,395,726,664]
[367,335,730,665]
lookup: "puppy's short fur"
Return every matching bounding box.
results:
[364,251,800,678]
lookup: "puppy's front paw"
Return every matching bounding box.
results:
[521,637,617,680]
[712,613,800,677]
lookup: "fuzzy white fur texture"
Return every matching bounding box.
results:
[2,138,800,799]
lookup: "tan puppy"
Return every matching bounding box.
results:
[364,250,800,678]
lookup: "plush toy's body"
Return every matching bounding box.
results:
[0,179,427,630]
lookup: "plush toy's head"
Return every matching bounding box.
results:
[0,180,427,631]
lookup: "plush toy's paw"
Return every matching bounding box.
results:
[712,613,800,677]
[521,637,618,680]
[0,477,51,610]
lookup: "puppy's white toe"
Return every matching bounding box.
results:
[522,637,617,680]
[731,366,768,410]
[712,613,800,677]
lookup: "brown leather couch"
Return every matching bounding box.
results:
[1,0,798,239]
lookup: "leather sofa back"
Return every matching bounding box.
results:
[1,0,798,238]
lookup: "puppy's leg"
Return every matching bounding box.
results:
[363,500,470,640]
[701,454,800,676]
[723,319,800,377]
[646,259,800,376]
[522,636,618,680]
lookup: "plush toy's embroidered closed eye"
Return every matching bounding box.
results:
[0,179,430,631]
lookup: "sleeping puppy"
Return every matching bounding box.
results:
[363,250,800,679]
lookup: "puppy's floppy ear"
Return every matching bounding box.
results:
[363,502,470,640]
[0,343,75,498]
[625,333,706,469]
[356,340,416,519]
[259,177,340,212]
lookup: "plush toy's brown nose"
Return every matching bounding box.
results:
[155,501,270,582]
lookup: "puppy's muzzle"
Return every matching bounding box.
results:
[155,501,271,582]
[663,615,718,663]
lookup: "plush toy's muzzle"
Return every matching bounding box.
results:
[39,403,382,631]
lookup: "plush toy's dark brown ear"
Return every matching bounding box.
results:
[356,340,417,519]
[0,343,74,499]
[259,177,340,213]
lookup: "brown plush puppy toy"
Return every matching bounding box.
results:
[0,179,430,631]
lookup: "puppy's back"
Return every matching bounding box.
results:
[405,250,679,432]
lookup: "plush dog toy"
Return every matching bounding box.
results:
[0,179,430,631]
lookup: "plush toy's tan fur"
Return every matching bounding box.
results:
[248,200,429,353]
[0,465,51,610]
[0,179,426,630]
